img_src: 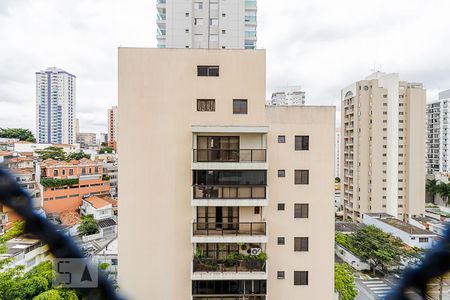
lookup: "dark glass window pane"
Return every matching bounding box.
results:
[295,170,309,184]
[278,170,285,177]
[294,237,309,251]
[294,203,309,218]
[233,99,248,114]
[278,135,285,143]
[294,271,308,285]
[295,135,309,150]
[277,203,285,211]
[197,99,215,111]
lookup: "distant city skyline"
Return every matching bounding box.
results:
[1,0,450,134]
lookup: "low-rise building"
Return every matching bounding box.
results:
[4,156,34,169]
[410,215,448,237]
[103,163,118,198]
[76,133,97,149]
[0,236,50,271]
[13,142,81,156]
[81,196,114,220]
[362,213,437,249]
[38,158,110,214]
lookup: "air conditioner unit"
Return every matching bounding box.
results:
[250,248,261,256]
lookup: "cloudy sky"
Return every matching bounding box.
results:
[1,0,450,134]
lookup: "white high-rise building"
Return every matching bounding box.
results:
[156,0,257,49]
[335,129,340,179]
[426,89,450,174]
[36,67,76,144]
[269,86,306,106]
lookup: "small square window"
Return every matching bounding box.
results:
[197,99,215,111]
[222,13,226,17]
[185,12,190,17]
[254,207,260,214]
[295,136,309,150]
[277,271,285,279]
[294,271,308,285]
[222,29,226,34]
[185,29,189,33]
[233,99,248,114]
[278,135,286,143]
[278,170,285,177]
[277,203,285,211]
[277,237,285,245]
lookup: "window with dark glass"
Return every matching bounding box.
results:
[193,170,266,186]
[197,99,215,111]
[196,136,239,161]
[192,280,267,295]
[69,169,74,176]
[277,237,285,245]
[294,170,309,184]
[278,170,285,177]
[277,203,285,211]
[233,99,248,114]
[197,65,219,77]
[277,271,285,279]
[53,170,58,176]
[254,207,260,214]
[294,237,309,251]
[278,135,286,143]
[295,136,309,150]
[294,203,309,218]
[294,271,308,285]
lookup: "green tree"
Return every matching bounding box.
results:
[36,147,67,161]
[435,182,450,204]
[426,179,438,202]
[335,177,341,183]
[335,263,357,300]
[98,147,113,154]
[66,151,90,161]
[0,128,36,142]
[78,215,99,236]
[0,221,25,254]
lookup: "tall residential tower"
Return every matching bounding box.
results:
[119,48,335,299]
[36,67,76,144]
[426,89,450,174]
[341,72,426,222]
[156,0,257,49]
[108,106,118,150]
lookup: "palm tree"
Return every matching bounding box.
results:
[435,182,450,205]
[426,179,438,203]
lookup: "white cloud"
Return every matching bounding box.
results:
[1,0,450,134]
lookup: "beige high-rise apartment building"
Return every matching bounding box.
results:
[118,48,335,300]
[107,106,118,150]
[341,72,426,222]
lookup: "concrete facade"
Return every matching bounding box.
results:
[341,72,426,222]
[157,0,257,49]
[118,48,334,299]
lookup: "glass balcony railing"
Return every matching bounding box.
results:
[193,185,266,199]
[193,149,266,163]
[245,0,257,8]
[193,222,267,236]
[157,0,166,4]
[245,16,257,22]
[193,258,266,273]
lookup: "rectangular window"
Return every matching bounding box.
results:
[194,2,203,9]
[294,204,309,218]
[194,18,204,26]
[254,207,260,214]
[278,170,285,177]
[277,271,285,279]
[53,170,58,176]
[295,136,309,150]
[210,18,219,26]
[277,237,285,245]
[197,99,215,111]
[277,203,285,211]
[419,237,429,243]
[294,271,308,285]
[294,237,309,251]
[69,169,74,176]
[62,169,66,176]
[197,65,219,76]
[233,99,248,114]
[278,135,285,143]
[295,170,309,184]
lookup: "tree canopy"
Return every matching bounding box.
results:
[0,261,79,300]
[0,128,36,142]
[78,215,99,236]
[98,147,113,154]
[336,226,420,274]
[36,147,90,162]
[335,263,357,300]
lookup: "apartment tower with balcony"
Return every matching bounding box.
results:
[119,48,335,299]
[36,67,76,144]
[156,0,257,49]
[426,89,450,174]
[341,72,426,222]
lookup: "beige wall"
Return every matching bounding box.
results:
[119,48,334,299]
[266,106,335,299]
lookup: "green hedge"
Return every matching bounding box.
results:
[40,178,79,188]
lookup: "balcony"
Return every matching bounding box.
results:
[193,258,266,280]
[192,149,267,170]
[192,185,267,207]
[192,222,267,243]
